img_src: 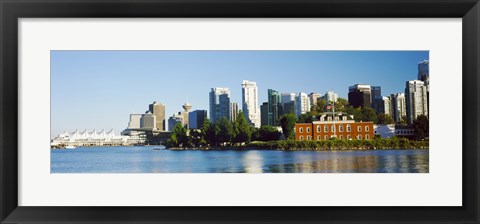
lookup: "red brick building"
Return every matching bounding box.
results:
[294,113,374,141]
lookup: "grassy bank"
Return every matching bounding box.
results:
[167,138,428,151]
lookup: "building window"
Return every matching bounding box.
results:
[365,134,370,140]
[317,135,321,140]
[307,136,311,140]
[339,124,343,132]
[347,124,351,132]
[306,127,310,133]
[299,136,304,140]
[339,135,343,140]
[358,135,362,140]
[327,116,332,121]
[358,126,362,132]
[299,127,303,133]
[331,125,335,132]
[324,135,328,140]
[324,125,328,132]
[365,126,369,132]
[316,125,321,132]
[347,135,351,140]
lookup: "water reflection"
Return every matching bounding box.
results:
[51,147,429,173]
[242,151,263,173]
[265,153,429,173]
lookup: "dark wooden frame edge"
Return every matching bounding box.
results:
[1,0,479,223]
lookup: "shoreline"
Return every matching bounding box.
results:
[166,139,429,151]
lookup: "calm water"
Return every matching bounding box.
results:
[51,146,429,173]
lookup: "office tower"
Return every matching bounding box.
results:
[325,91,338,103]
[418,60,430,112]
[281,93,296,104]
[268,89,282,126]
[140,111,156,130]
[377,96,392,116]
[230,102,238,123]
[128,114,143,129]
[149,101,166,131]
[371,86,381,101]
[295,92,311,117]
[283,101,295,115]
[189,110,207,129]
[348,84,372,108]
[308,92,322,108]
[209,87,231,123]
[405,80,428,123]
[260,102,269,127]
[168,114,183,132]
[418,60,429,85]
[370,86,382,113]
[391,93,406,123]
[242,80,260,128]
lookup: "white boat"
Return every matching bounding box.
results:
[65,145,76,149]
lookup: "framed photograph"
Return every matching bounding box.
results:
[1,0,479,223]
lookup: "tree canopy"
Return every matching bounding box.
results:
[413,115,429,140]
[256,126,281,141]
[217,116,233,144]
[166,122,188,147]
[297,111,314,123]
[233,111,251,144]
[279,113,296,140]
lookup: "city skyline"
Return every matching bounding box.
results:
[51,50,428,137]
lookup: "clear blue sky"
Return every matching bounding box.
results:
[51,50,428,137]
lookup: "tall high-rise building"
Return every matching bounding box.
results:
[418,60,429,86]
[149,101,165,131]
[242,80,260,128]
[141,111,156,130]
[281,93,296,104]
[324,91,338,103]
[308,92,322,108]
[128,114,143,129]
[230,102,238,123]
[371,86,383,113]
[405,80,428,123]
[268,89,282,126]
[188,110,207,129]
[260,102,269,127]
[371,86,381,101]
[418,60,430,112]
[283,101,295,114]
[391,93,406,123]
[377,96,392,117]
[348,84,372,108]
[209,87,231,123]
[295,92,311,117]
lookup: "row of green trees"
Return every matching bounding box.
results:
[248,137,429,150]
[166,112,282,148]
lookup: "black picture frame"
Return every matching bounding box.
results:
[1,0,479,223]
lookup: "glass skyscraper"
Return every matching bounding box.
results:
[209,87,231,123]
[268,89,281,126]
